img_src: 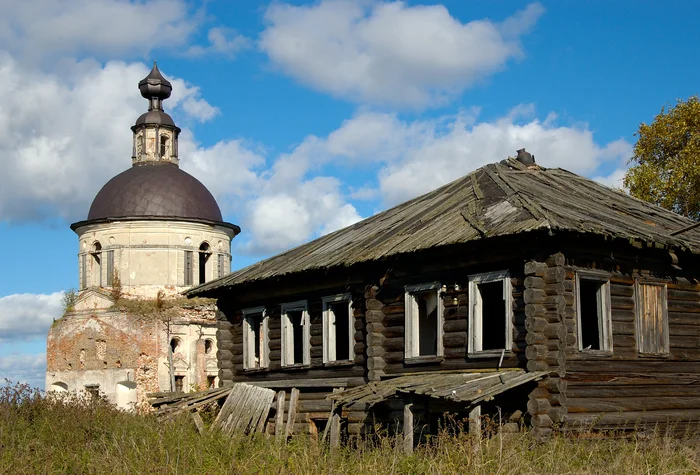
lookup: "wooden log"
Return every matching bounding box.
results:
[567,385,700,398]
[444,320,468,333]
[525,317,548,333]
[531,413,553,428]
[542,377,567,394]
[524,261,547,276]
[383,337,405,352]
[525,345,548,360]
[366,310,385,323]
[524,289,547,304]
[524,276,546,289]
[524,304,546,318]
[443,332,467,348]
[383,326,405,338]
[543,296,566,312]
[564,409,700,428]
[526,360,549,372]
[285,388,299,439]
[610,296,635,310]
[668,288,700,301]
[544,267,566,284]
[547,406,567,423]
[546,253,565,267]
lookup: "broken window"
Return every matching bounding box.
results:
[405,283,443,359]
[170,337,182,354]
[468,271,512,355]
[575,273,612,352]
[91,242,102,287]
[106,250,114,286]
[322,294,354,363]
[242,307,268,369]
[207,376,217,389]
[635,282,669,355]
[281,301,310,366]
[184,251,193,286]
[204,339,214,355]
[174,376,184,393]
[199,243,210,284]
[85,384,100,399]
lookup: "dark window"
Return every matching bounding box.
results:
[478,281,507,351]
[248,313,262,367]
[207,376,216,389]
[330,302,350,361]
[204,339,213,354]
[174,376,184,393]
[85,384,100,399]
[184,251,193,286]
[199,243,210,284]
[289,310,304,365]
[92,242,102,287]
[170,337,180,353]
[416,292,438,356]
[577,278,612,351]
[80,254,87,289]
[160,135,169,158]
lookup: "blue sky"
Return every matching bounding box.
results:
[1,0,699,388]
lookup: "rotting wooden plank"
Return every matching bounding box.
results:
[275,391,286,441]
[211,384,275,438]
[329,411,341,449]
[191,411,205,434]
[285,388,300,438]
[403,400,414,455]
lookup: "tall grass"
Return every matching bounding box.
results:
[1,381,698,475]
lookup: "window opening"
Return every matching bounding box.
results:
[636,283,669,355]
[405,283,443,359]
[170,337,181,353]
[207,376,216,389]
[80,254,87,289]
[199,243,210,284]
[218,254,225,278]
[575,274,612,352]
[322,294,353,363]
[160,135,169,158]
[243,307,268,369]
[184,251,193,286]
[91,242,102,287]
[85,384,100,399]
[204,339,214,354]
[174,376,184,393]
[468,272,512,355]
[281,301,309,366]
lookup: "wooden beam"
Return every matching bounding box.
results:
[469,405,481,438]
[244,377,357,389]
[403,400,414,455]
[285,388,300,439]
[275,391,286,441]
[329,411,341,449]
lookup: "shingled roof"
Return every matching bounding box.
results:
[187,159,700,296]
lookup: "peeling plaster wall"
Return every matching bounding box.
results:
[46,305,219,410]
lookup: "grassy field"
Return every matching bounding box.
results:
[1,381,698,475]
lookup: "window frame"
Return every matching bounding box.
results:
[404,282,444,360]
[634,280,669,356]
[242,306,269,370]
[322,293,354,364]
[574,271,613,354]
[467,270,513,357]
[280,300,310,367]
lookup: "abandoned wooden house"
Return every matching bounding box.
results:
[186,151,700,442]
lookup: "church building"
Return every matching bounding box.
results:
[45,63,239,410]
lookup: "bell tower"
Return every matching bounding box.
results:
[131,62,181,166]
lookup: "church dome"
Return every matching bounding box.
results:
[87,162,223,222]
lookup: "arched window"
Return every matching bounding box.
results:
[160,135,169,159]
[50,382,68,392]
[199,243,211,285]
[91,242,102,287]
[170,337,182,354]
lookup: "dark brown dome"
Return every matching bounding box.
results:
[87,163,223,222]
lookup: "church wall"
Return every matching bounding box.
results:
[74,220,233,298]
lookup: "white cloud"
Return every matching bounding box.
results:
[185,27,252,58]
[260,0,544,106]
[0,353,47,390]
[0,292,63,342]
[0,56,219,222]
[0,0,200,61]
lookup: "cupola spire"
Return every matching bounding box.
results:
[131,61,181,167]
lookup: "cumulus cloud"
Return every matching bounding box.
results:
[0,0,200,61]
[0,56,219,222]
[185,27,252,58]
[0,292,63,343]
[0,353,47,390]
[260,0,544,106]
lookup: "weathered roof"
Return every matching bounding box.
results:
[188,159,700,296]
[328,370,547,407]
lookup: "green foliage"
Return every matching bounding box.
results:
[110,271,123,303]
[62,289,77,314]
[624,95,700,221]
[1,381,698,474]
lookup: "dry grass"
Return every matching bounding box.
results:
[1,381,698,475]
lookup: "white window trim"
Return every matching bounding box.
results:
[281,300,310,367]
[404,282,444,359]
[468,271,513,357]
[574,271,613,353]
[322,293,354,364]
[634,280,669,356]
[242,306,269,369]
